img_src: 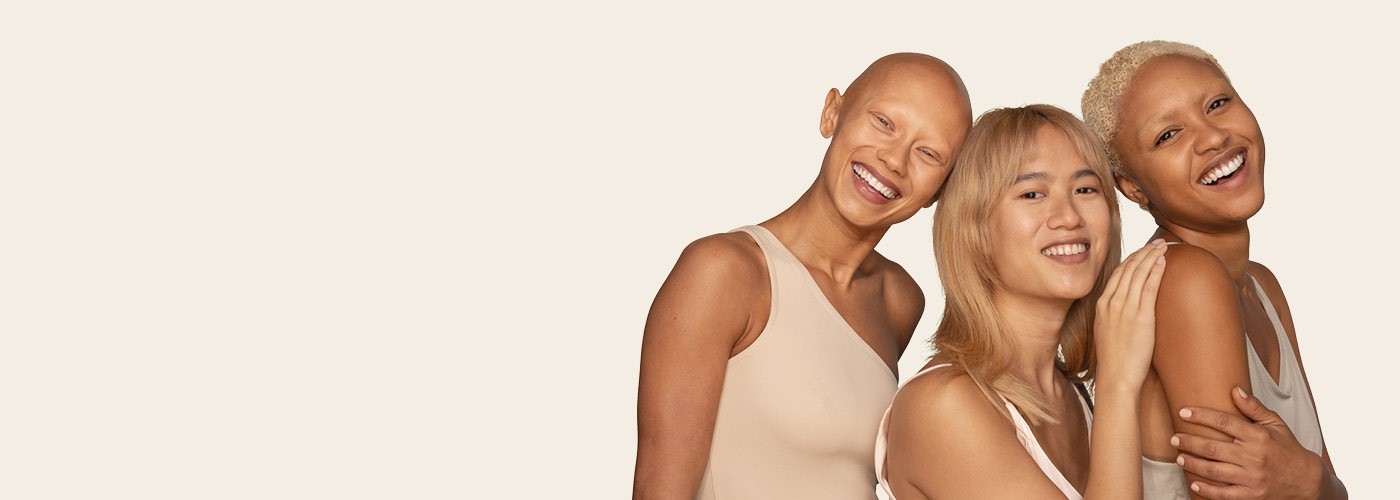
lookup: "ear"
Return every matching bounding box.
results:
[1115,174,1151,209]
[819,88,842,138]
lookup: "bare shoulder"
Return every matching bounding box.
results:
[1246,261,1288,298]
[1157,243,1236,311]
[888,365,1000,435]
[673,231,767,280]
[645,231,769,347]
[870,251,926,342]
[886,366,1058,498]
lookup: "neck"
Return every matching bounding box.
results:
[992,290,1071,395]
[762,188,887,288]
[1155,220,1251,287]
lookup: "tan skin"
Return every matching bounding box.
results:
[1111,55,1344,500]
[885,125,1167,499]
[632,53,973,500]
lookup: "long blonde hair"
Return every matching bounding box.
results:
[931,104,1122,424]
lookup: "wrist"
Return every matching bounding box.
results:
[1088,377,1141,401]
[1090,371,1143,396]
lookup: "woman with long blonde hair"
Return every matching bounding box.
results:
[876,104,1166,499]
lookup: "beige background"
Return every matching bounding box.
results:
[3,1,1391,498]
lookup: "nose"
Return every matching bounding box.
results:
[876,146,906,176]
[1047,195,1085,230]
[1193,119,1231,155]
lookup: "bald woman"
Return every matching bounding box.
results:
[633,53,974,500]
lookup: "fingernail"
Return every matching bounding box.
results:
[1180,408,1192,419]
[1177,455,1185,466]
[1191,482,1201,493]
[1152,238,1166,245]
[1170,435,1179,447]
[1235,386,1248,399]
[1156,256,1166,264]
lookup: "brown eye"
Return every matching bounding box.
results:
[1154,129,1177,147]
[1209,97,1230,111]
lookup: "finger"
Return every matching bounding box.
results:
[1179,406,1252,440]
[1178,453,1250,487]
[1137,245,1168,306]
[1231,386,1283,428]
[1108,240,1161,306]
[1125,241,1169,309]
[1188,480,1247,500]
[1098,245,1140,308]
[1172,432,1243,463]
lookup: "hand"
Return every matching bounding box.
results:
[1172,387,1325,500]
[1093,239,1168,388]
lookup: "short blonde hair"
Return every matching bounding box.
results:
[931,104,1122,425]
[1081,40,1227,176]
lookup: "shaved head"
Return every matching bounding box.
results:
[842,53,972,125]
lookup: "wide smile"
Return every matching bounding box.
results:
[852,162,902,201]
[1040,239,1090,264]
[1198,149,1247,186]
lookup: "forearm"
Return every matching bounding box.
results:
[1083,380,1143,500]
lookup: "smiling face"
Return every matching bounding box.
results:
[816,55,973,229]
[988,125,1112,305]
[1111,55,1266,231]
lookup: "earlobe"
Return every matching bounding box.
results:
[820,88,842,138]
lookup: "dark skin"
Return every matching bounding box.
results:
[633,53,972,500]
[1110,55,1343,500]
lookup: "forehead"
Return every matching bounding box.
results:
[1119,55,1232,125]
[1020,126,1086,173]
[856,71,970,134]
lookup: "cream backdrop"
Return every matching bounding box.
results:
[3,1,1392,499]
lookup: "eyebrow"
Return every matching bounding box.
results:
[1012,168,1097,184]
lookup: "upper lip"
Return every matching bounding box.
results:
[1198,146,1248,184]
[854,161,903,198]
[1040,237,1090,253]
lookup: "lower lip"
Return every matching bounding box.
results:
[851,167,894,204]
[1044,251,1089,264]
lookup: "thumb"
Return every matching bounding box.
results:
[1232,386,1284,426]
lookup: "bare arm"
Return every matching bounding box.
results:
[1168,265,1345,500]
[1150,244,1255,500]
[1085,240,1169,499]
[633,234,764,500]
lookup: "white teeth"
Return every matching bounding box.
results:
[1041,243,1088,256]
[1200,153,1244,185]
[853,164,898,199]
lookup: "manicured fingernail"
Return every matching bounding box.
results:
[1152,238,1166,245]
[1235,386,1248,399]
[1177,455,1185,466]
[1170,435,1179,447]
[1180,408,1192,419]
[1191,482,1201,492]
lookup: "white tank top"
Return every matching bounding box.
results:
[874,363,1091,499]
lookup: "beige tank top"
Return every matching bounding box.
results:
[1142,275,1323,499]
[695,225,898,500]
